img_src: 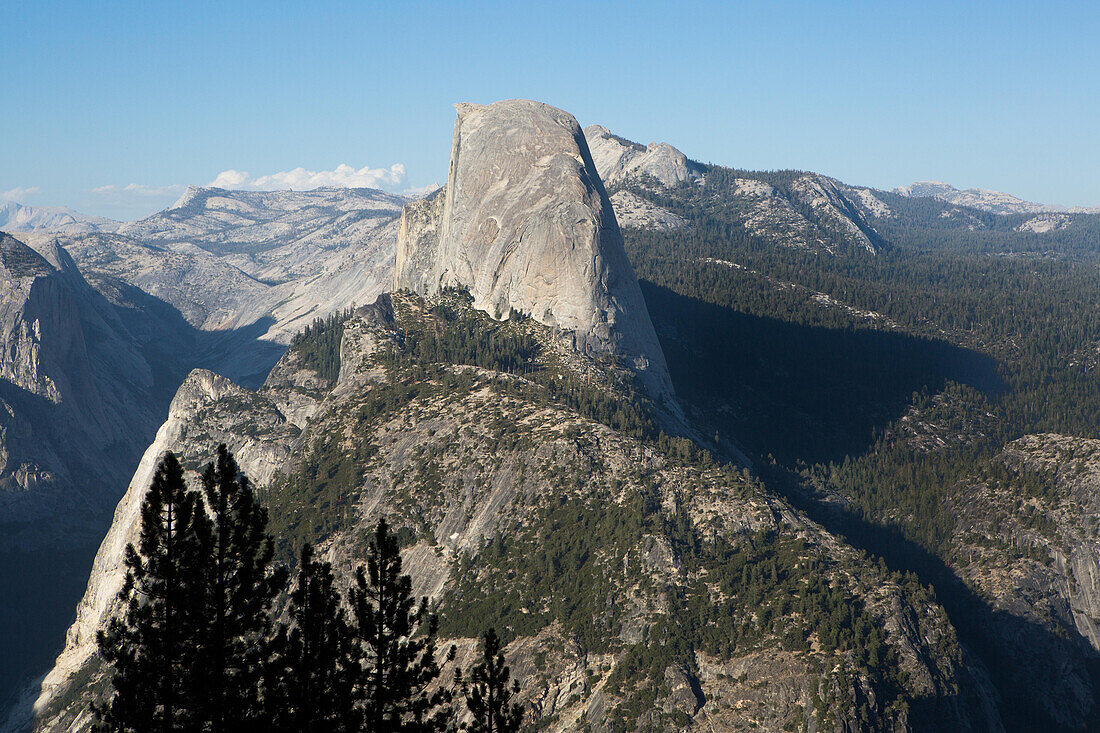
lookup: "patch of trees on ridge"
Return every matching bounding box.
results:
[291,309,351,382]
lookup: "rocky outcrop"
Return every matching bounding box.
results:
[31,368,300,732]
[788,175,881,254]
[35,291,995,732]
[582,124,702,188]
[946,433,1100,728]
[1016,214,1071,233]
[394,100,673,400]
[608,190,685,231]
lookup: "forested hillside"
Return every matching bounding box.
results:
[617,164,1100,730]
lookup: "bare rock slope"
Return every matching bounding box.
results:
[582,124,702,189]
[0,233,161,550]
[607,190,685,232]
[59,187,404,384]
[394,100,673,399]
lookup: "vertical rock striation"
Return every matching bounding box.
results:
[0,233,158,549]
[394,99,673,400]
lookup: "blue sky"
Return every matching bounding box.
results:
[3,0,1099,220]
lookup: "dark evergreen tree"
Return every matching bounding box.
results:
[458,628,524,733]
[196,444,287,732]
[92,452,210,733]
[267,543,358,733]
[350,518,453,732]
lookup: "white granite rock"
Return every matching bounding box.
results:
[582,124,701,189]
[395,100,673,399]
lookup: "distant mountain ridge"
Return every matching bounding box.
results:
[582,127,886,254]
[893,180,1100,215]
[0,202,119,236]
[61,185,406,383]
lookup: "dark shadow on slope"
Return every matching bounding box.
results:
[639,281,1004,466]
[0,543,101,718]
[99,279,284,390]
[0,279,289,721]
[193,314,283,389]
[761,461,1100,733]
[639,281,1098,730]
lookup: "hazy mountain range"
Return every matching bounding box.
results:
[892,180,1100,216]
[0,202,119,237]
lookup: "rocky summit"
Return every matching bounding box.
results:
[582,125,702,189]
[0,233,161,551]
[394,100,673,401]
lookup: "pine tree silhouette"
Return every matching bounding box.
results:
[92,452,210,732]
[350,518,454,732]
[267,543,358,732]
[459,628,524,733]
[195,444,287,731]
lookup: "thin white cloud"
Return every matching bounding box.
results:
[1,186,41,203]
[207,163,406,191]
[90,183,187,198]
[403,182,442,198]
[85,183,189,221]
[84,162,409,221]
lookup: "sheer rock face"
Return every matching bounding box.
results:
[0,234,159,550]
[394,100,672,399]
[0,235,171,733]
